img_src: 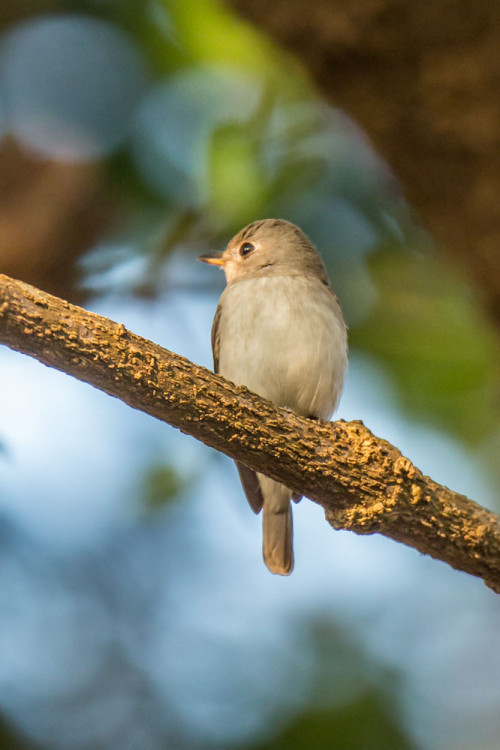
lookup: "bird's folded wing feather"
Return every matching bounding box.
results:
[211,300,264,514]
[235,462,264,513]
[211,301,222,374]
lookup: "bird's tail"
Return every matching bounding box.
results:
[259,475,294,575]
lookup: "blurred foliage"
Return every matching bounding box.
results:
[350,249,500,444]
[248,617,416,750]
[254,693,415,750]
[208,120,268,225]
[0,712,35,750]
[140,462,188,510]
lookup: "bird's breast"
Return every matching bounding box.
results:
[217,275,347,418]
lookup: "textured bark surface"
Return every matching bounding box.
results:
[229,0,500,324]
[1,273,499,592]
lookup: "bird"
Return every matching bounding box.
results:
[198,219,347,575]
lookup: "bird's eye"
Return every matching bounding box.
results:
[239,242,255,257]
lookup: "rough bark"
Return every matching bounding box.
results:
[1,273,499,592]
[229,0,500,325]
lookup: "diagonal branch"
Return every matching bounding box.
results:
[1,272,499,592]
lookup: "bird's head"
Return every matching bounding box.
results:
[198,219,329,285]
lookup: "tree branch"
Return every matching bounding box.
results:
[1,273,499,592]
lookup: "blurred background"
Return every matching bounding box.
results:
[0,1,499,749]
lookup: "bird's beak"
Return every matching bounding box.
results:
[197,251,226,266]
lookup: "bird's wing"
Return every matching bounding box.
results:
[211,301,264,514]
[235,462,264,513]
[211,301,222,374]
